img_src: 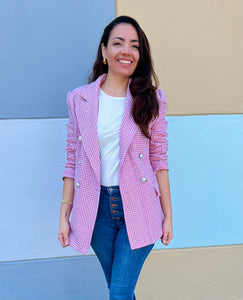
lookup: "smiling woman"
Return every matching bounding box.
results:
[101,23,140,84]
[58,15,172,300]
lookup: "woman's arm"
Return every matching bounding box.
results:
[156,169,173,246]
[58,91,77,248]
[58,177,74,247]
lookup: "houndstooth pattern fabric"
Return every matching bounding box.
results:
[63,74,169,254]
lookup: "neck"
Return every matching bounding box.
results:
[101,73,129,97]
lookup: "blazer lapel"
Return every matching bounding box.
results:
[75,75,106,184]
[119,84,139,168]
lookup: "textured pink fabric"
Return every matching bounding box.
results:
[63,74,169,254]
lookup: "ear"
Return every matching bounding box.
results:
[101,43,106,59]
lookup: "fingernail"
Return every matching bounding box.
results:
[65,241,68,245]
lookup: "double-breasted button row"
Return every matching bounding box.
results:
[75,182,80,188]
[78,136,82,141]
[139,153,144,159]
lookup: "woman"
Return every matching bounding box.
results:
[58,16,173,300]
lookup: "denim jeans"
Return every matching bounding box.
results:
[91,185,154,300]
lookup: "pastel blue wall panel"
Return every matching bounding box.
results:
[0,0,115,118]
[155,114,243,250]
[0,115,242,261]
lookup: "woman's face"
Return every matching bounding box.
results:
[102,23,140,79]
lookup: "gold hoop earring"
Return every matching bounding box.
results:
[103,58,107,65]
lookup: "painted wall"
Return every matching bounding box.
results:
[116,0,243,115]
[0,115,242,261]
[0,0,242,262]
[0,256,108,300]
[0,0,242,299]
[116,0,243,252]
[0,0,115,262]
[0,0,114,118]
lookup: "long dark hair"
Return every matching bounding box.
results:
[89,16,159,139]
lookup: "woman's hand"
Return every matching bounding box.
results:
[58,219,70,247]
[161,216,173,246]
[58,178,74,247]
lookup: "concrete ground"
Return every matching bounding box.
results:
[136,245,243,300]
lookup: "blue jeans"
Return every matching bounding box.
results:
[91,185,154,300]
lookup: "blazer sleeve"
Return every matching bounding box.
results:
[62,91,78,180]
[149,89,169,173]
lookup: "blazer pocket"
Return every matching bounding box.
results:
[152,180,161,197]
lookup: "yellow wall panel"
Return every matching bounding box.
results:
[116,0,243,115]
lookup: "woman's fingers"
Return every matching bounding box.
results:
[58,220,70,247]
[64,234,69,246]
[58,233,69,247]
[162,231,173,246]
[161,216,173,246]
[162,233,168,245]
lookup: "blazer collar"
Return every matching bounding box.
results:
[79,74,107,102]
[79,73,133,102]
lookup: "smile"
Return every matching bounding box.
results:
[118,60,132,64]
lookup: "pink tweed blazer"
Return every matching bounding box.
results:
[63,74,169,254]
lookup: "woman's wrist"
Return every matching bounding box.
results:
[61,199,73,205]
[60,213,70,222]
[60,204,72,221]
[163,213,172,220]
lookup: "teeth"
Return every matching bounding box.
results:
[119,60,131,64]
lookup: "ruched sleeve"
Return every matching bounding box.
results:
[62,91,78,180]
[149,89,169,173]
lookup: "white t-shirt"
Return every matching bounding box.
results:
[97,88,126,186]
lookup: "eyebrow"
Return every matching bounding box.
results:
[112,37,139,43]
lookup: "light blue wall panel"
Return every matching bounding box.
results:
[0,0,115,118]
[0,115,242,261]
[155,114,243,250]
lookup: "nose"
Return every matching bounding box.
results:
[121,43,131,55]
